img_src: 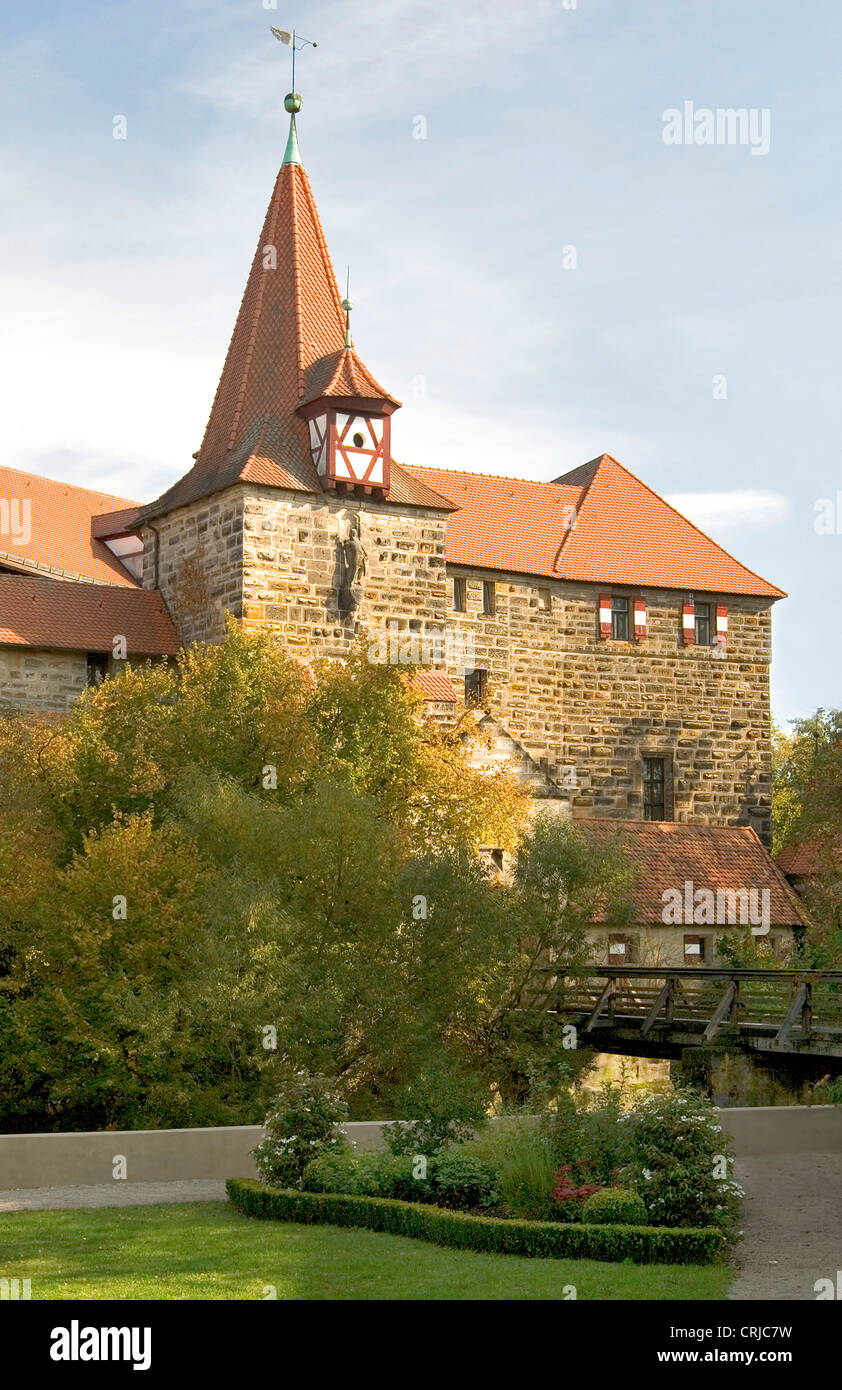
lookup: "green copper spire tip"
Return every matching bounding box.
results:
[282,93,302,166]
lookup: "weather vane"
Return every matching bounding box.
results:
[270,26,318,94]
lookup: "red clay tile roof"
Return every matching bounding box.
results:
[403,456,784,599]
[139,162,413,520]
[413,669,459,702]
[0,574,179,655]
[404,465,585,578]
[776,838,841,878]
[0,466,140,587]
[131,147,784,604]
[579,819,806,925]
[299,347,399,409]
[553,456,785,598]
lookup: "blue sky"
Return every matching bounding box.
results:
[1,0,841,722]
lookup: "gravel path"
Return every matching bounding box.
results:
[0,1180,227,1212]
[729,1153,842,1300]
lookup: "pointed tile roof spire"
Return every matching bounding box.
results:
[140,96,420,521]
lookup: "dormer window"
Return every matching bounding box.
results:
[298,397,397,496]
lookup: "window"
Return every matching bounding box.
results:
[86,652,109,687]
[608,932,638,966]
[611,596,630,641]
[537,588,552,611]
[465,668,487,705]
[643,756,666,821]
[482,581,496,616]
[683,934,707,965]
[453,577,466,612]
[695,601,712,646]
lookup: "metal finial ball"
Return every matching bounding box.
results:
[284,92,302,113]
[342,298,353,312]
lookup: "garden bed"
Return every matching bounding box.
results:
[226,1179,725,1265]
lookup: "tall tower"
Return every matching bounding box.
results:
[137,79,452,647]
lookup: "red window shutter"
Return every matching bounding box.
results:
[682,600,695,645]
[633,597,647,641]
[599,594,612,639]
[715,603,728,648]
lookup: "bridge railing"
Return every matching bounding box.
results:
[522,966,842,1053]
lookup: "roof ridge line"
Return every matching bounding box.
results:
[0,465,137,509]
[289,164,306,401]
[299,165,346,361]
[405,462,582,488]
[227,170,285,449]
[601,455,787,599]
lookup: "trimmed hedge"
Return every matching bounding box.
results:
[226,1178,724,1265]
[582,1187,648,1226]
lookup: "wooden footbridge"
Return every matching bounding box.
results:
[526,967,842,1067]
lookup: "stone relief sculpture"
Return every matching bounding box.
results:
[337,514,367,616]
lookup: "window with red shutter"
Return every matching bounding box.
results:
[633,597,647,641]
[599,594,612,639]
[682,600,695,645]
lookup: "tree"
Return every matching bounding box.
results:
[0,625,632,1129]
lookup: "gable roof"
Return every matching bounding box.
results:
[0,466,140,587]
[552,455,785,598]
[776,837,842,879]
[579,819,806,925]
[403,456,784,599]
[0,574,179,655]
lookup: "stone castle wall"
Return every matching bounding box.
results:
[141,488,775,842]
[0,647,88,714]
[444,570,773,841]
[141,488,245,646]
[238,487,450,660]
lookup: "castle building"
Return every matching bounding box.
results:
[0,92,804,962]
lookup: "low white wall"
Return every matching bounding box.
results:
[716,1104,842,1156]
[0,1121,391,1190]
[1,1107,840,1190]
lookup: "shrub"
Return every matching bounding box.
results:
[300,1148,359,1194]
[542,1082,627,1183]
[226,1179,724,1264]
[384,1067,488,1157]
[619,1089,743,1234]
[252,1070,349,1189]
[582,1187,648,1226]
[301,1148,437,1202]
[494,1128,562,1221]
[433,1150,499,1211]
[551,1163,603,1221]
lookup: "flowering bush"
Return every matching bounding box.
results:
[252,1070,349,1188]
[619,1090,743,1234]
[551,1162,603,1221]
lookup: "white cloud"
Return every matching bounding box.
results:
[665,489,790,531]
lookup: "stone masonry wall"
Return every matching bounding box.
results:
[238,487,449,661]
[141,488,245,646]
[0,648,88,714]
[142,487,775,843]
[442,570,774,843]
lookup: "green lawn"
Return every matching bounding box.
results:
[0,1201,733,1300]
